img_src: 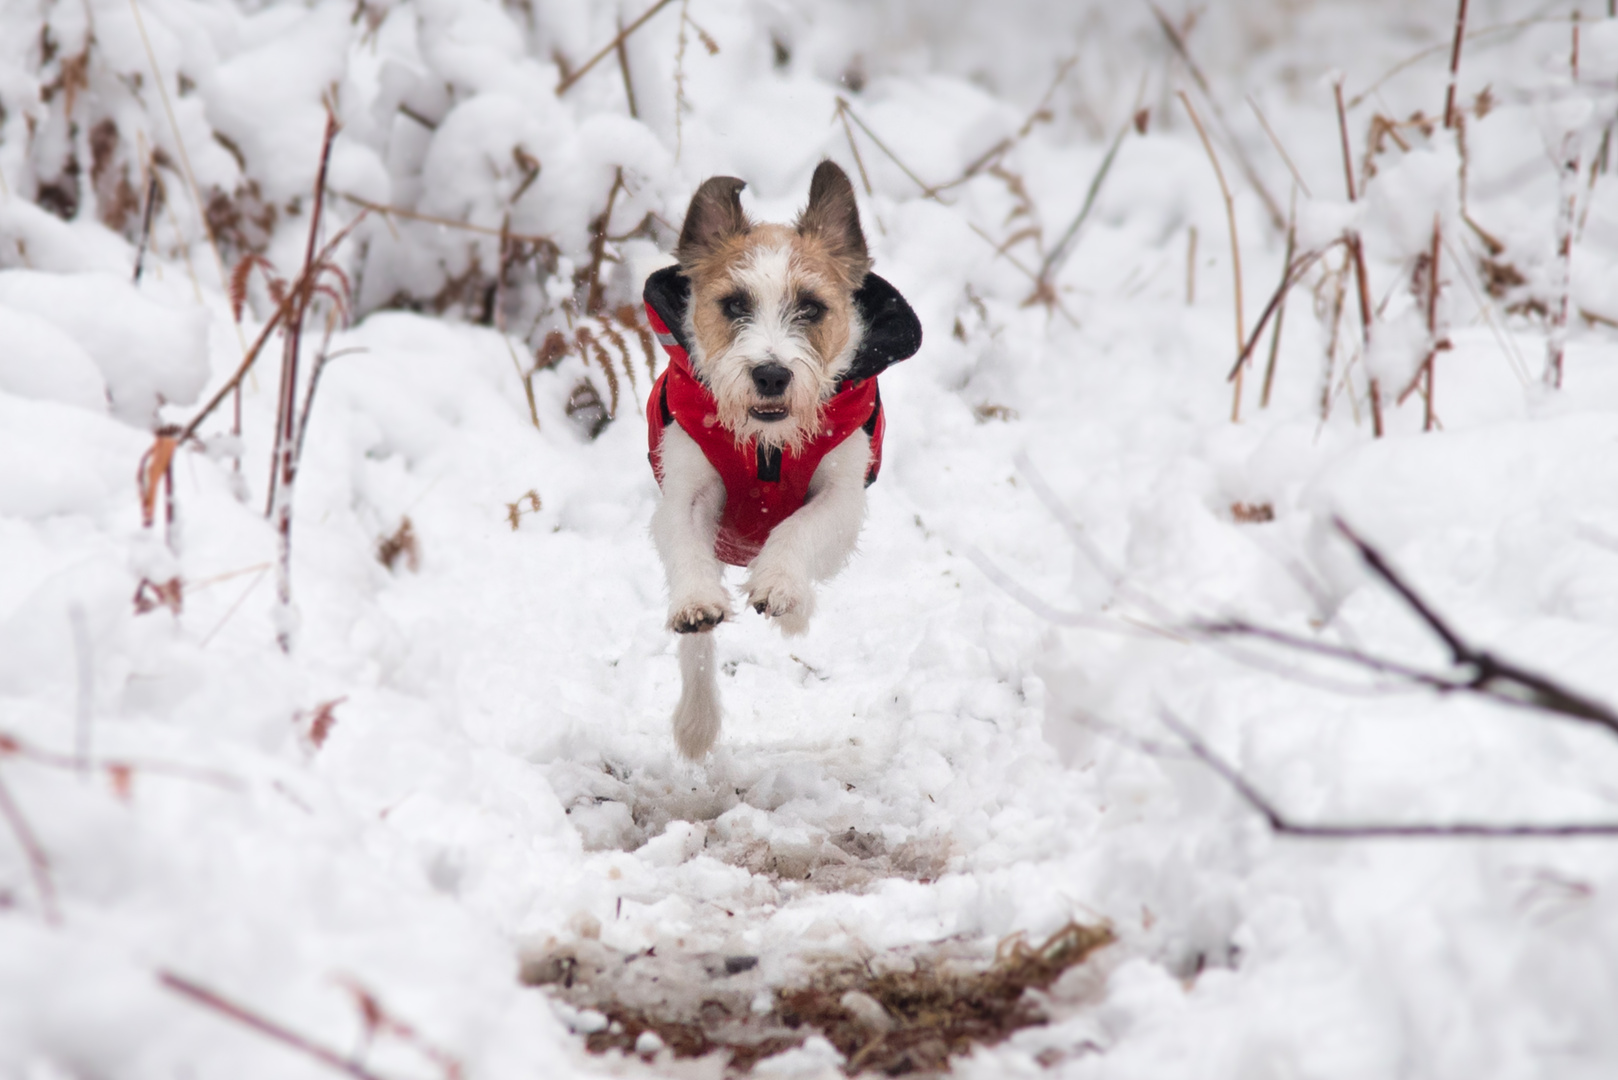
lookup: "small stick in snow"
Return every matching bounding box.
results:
[131,172,160,283]
[69,605,92,775]
[1158,709,1618,839]
[336,193,556,247]
[1226,243,1339,384]
[0,771,59,924]
[1442,0,1471,130]
[1030,110,1134,306]
[1201,519,1618,739]
[582,169,625,317]
[1149,3,1285,230]
[160,972,392,1080]
[615,14,639,119]
[1179,91,1247,421]
[1397,217,1448,429]
[1246,94,1312,198]
[556,0,679,95]
[834,97,1064,315]
[1333,80,1381,435]
[1186,226,1197,305]
[266,110,355,653]
[1259,191,1299,408]
[1546,14,1581,389]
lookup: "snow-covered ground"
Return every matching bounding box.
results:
[5,0,1618,1076]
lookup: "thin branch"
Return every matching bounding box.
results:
[1158,710,1618,838]
[1225,243,1338,382]
[160,972,393,1080]
[835,96,938,197]
[614,14,639,118]
[557,0,678,95]
[1334,79,1381,436]
[1180,91,1246,419]
[1200,520,1618,739]
[0,771,59,924]
[1259,190,1298,407]
[1033,114,1132,292]
[178,211,367,446]
[1443,0,1472,129]
[336,192,556,247]
[1149,3,1284,230]
[132,172,160,283]
[1246,95,1311,198]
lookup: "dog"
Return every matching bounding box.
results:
[642,161,922,758]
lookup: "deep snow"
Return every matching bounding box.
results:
[4,1,1618,1077]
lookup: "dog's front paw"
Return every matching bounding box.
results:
[744,567,815,637]
[669,593,730,634]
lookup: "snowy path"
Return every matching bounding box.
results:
[7,2,1618,1075]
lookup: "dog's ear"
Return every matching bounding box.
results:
[796,161,870,279]
[678,176,750,265]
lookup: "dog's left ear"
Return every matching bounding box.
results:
[797,161,871,281]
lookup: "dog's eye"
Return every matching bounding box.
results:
[796,299,826,323]
[721,294,752,320]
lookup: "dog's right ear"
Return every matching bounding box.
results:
[677,176,749,266]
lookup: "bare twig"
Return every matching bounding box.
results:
[1246,95,1311,198]
[1260,191,1299,407]
[582,168,624,316]
[0,730,240,790]
[0,771,59,923]
[1334,80,1381,435]
[835,96,938,197]
[1547,14,1581,389]
[160,972,393,1080]
[614,14,639,118]
[1397,218,1447,429]
[1443,0,1472,129]
[833,96,1066,314]
[1149,4,1284,230]
[1202,519,1618,738]
[1180,91,1246,420]
[1185,226,1197,305]
[267,111,342,652]
[1158,710,1618,838]
[132,173,160,283]
[336,193,555,247]
[1226,244,1338,383]
[557,0,678,95]
[835,100,875,197]
[69,606,92,774]
[1030,114,1132,301]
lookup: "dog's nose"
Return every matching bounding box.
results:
[751,362,793,398]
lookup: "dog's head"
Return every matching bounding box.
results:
[675,161,871,451]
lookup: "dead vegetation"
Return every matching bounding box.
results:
[526,921,1114,1076]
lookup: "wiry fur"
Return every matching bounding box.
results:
[654,161,877,758]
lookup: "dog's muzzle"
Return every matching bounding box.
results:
[749,362,793,422]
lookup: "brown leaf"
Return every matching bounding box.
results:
[305,698,343,749]
[107,764,134,802]
[138,435,178,528]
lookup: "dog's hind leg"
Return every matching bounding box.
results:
[672,631,722,758]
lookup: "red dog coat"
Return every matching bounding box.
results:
[643,266,922,567]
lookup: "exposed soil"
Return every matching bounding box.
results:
[523,921,1114,1076]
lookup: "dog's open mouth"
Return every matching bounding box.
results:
[748,405,790,423]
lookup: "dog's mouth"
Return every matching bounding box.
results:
[748,405,790,423]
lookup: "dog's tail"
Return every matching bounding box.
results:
[673,631,722,759]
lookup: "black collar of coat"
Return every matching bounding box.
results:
[643,264,922,386]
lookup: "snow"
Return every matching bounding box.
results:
[4,0,1618,1077]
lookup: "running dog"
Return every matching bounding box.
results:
[643,161,921,758]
